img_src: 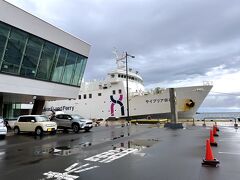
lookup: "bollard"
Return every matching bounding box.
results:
[203,119,206,127]
[234,118,238,129]
[192,118,196,126]
[105,121,109,127]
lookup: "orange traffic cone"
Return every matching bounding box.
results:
[213,126,219,137]
[202,139,220,167]
[210,130,218,146]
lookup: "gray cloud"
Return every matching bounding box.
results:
[5,0,240,111]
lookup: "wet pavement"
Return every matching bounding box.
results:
[0,124,240,180]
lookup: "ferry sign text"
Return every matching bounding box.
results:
[43,106,75,112]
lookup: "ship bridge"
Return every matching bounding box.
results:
[108,69,143,84]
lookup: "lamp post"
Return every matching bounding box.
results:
[125,52,135,121]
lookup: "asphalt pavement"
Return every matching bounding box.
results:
[0,124,240,180]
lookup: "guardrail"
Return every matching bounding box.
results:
[200,117,239,128]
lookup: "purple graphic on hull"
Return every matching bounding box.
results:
[110,95,125,116]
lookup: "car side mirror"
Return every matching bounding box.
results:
[31,120,35,123]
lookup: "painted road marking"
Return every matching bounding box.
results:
[219,139,240,142]
[64,163,79,172]
[43,147,138,179]
[43,171,79,180]
[219,152,240,155]
[74,165,98,173]
[43,163,99,180]
[85,148,138,163]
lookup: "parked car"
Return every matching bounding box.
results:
[0,117,7,139]
[51,114,93,133]
[14,115,57,136]
[3,119,12,130]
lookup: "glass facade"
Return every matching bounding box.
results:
[0,21,87,86]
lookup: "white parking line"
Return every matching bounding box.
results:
[74,166,98,173]
[219,139,240,142]
[66,163,90,173]
[65,163,79,172]
[219,152,240,155]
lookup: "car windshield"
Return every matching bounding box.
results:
[36,116,49,122]
[71,114,84,119]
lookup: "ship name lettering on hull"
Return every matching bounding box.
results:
[146,98,170,103]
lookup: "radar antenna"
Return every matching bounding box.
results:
[112,48,126,70]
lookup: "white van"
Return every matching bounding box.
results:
[14,115,57,136]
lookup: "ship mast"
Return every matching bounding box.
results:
[113,49,126,70]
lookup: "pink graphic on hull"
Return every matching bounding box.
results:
[110,95,125,116]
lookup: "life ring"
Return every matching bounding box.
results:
[147,115,152,120]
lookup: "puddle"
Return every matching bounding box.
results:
[34,147,55,156]
[53,146,72,156]
[112,134,125,140]
[0,151,5,160]
[113,139,159,150]
[53,143,91,156]
[130,139,159,148]
[33,142,92,157]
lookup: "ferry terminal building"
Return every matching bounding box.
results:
[0,0,91,119]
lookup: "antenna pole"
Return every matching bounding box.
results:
[125,52,135,121]
[126,52,129,120]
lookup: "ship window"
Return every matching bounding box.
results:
[123,75,126,78]
[111,74,115,78]
[84,94,87,99]
[98,93,102,96]
[78,95,81,99]
[113,90,116,94]
[89,94,92,98]
[118,74,120,77]
[119,89,122,94]
[121,75,123,78]
[103,86,108,89]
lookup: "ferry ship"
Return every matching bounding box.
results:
[44,52,212,120]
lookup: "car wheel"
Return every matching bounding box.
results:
[14,127,20,135]
[0,135,5,139]
[72,124,80,133]
[50,130,56,135]
[63,128,69,133]
[35,127,43,136]
[85,128,90,132]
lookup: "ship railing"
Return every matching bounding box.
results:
[129,91,145,96]
[203,81,213,86]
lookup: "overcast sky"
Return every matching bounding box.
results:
[5,0,240,112]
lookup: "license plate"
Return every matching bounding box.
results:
[47,128,52,131]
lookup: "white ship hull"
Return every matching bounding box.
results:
[44,53,212,120]
[44,84,212,120]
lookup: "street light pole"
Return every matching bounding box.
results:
[125,52,135,121]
